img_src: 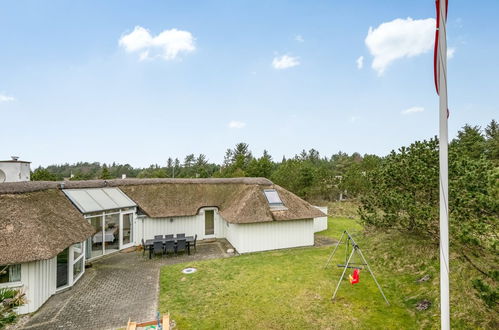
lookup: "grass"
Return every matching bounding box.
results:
[159,217,498,329]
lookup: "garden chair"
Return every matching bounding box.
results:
[141,238,147,256]
[176,239,187,256]
[165,234,174,239]
[153,241,164,258]
[176,233,185,239]
[164,240,175,257]
[154,235,164,240]
[193,234,198,252]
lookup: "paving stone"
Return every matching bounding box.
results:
[21,240,231,330]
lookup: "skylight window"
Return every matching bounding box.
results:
[263,189,284,206]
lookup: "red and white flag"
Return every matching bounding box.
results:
[434,0,449,117]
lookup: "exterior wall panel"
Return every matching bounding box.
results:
[230,219,314,254]
[0,162,30,182]
[313,206,328,233]
[139,208,225,241]
[17,257,56,314]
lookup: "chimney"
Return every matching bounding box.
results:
[0,157,31,182]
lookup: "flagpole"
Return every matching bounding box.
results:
[437,0,450,329]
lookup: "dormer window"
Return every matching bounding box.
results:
[263,189,284,207]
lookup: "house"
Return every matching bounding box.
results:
[0,177,326,314]
[0,156,31,182]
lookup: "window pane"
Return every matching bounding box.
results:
[0,264,21,283]
[122,214,132,245]
[104,213,120,254]
[73,258,84,279]
[57,248,69,288]
[73,242,83,260]
[0,266,9,283]
[205,210,214,235]
[264,189,283,205]
[89,216,103,259]
[9,264,21,282]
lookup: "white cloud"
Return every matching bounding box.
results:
[401,106,425,115]
[272,55,300,69]
[356,56,364,69]
[295,35,304,42]
[447,47,456,59]
[0,93,15,102]
[350,116,361,123]
[365,17,435,75]
[119,26,195,61]
[228,120,246,129]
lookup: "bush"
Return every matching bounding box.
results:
[359,136,498,252]
[0,287,26,328]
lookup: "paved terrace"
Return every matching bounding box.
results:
[20,240,233,330]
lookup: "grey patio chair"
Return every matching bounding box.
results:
[192,234,197,252]
[164,240,175,257]
[141,238,147,256]
[154,235,164,240]
[153,241,164,258]
[176,239,187,256]
[176,233,185,239]
[165,234,174,239]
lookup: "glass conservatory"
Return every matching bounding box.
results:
[63,188,137,260]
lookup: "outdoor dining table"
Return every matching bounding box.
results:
[145,236,195,259]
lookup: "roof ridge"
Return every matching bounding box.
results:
[0,177,274,194]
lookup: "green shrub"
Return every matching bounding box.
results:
[472,279,498,308]
[0,287,26,328]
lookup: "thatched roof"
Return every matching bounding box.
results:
[0,178,273,194]
[0,189,95,265]
[118,179,324,223]
[0,178,324,264]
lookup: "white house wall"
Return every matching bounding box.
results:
[18,257,57,314]
[0,162,30,182]
[225,221,239,250]
[138,208,225,242]
[313,206,328,233]
[227,219,314,254]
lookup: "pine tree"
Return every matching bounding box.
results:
[100,164,112,180]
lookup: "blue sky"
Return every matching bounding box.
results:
[0,0,497,168]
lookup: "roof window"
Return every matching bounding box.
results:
[263,189,284,207]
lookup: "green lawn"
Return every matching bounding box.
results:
[159,218,496,329]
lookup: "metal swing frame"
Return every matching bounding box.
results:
[323,230,389,305]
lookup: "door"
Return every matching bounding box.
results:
[56,248,69,289]
[104,213,120,254]
[88,216,104,259]
[121,213,134,248]
[205,210,215,236]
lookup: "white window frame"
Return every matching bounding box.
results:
[0,264,22,289]
[120,212,135,249]
[72,242,85,284]
[85,207,137,261]
[200,207,218,238]
[56,241,86,292]
[263,189,284,206]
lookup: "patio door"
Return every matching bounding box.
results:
[56,242,85,291]
[205,210,215,237]
[89,216,104,259]
[120,213,134,248]
[56,248,69,289]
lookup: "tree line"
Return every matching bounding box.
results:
[32,119,498,205]
[31,143,376,202]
